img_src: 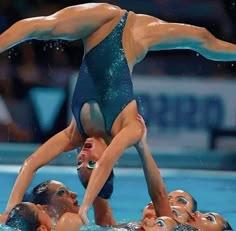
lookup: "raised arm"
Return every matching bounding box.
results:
[135,115,172,218]
[137,14,236,61]
[92,197,116,226]
[0,3,120,53]
[5,119,83,213]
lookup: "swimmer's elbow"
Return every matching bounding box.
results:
[20,157,40,174]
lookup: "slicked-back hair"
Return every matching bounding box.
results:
[5,202,41,231]
[31,180,53,205]
[224,221,233,230]
[191,197,198,212]
[78,170,114,199]
[184,190,197,212]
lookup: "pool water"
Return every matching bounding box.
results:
[0,166,236,230]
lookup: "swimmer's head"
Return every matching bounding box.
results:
[171,205,191,224]
[76,137,107,183]
[142,203,190,223]
[79,168,114,199]
[168,190,197,213]
[30,180,79,216]
[76,137,114,199]
[5,202,51,231]
[186,211,232,231]
[141,216,178,231]
[142,202,156,219]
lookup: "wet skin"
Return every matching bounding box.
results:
[47,180,80,216]
[168,190,196,213]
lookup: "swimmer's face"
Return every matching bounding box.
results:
[28,202,51,230]
[141,216,177,231]
[76,137,107,183]
[187,211,230,231]
[168,190,196,213]
[143,203,191,224]
[171,205,191,224]
[48,181,79,215]
[142,202,156,219]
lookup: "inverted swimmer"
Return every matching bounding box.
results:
[1,2,236,225]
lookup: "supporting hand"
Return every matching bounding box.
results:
[78,205,89,225]
[134,114,147,149]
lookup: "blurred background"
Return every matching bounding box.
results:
[0,0,236,170]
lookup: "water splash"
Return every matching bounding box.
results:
[0,224,15,230]
[230,2,235,9]
[7,48,18,59]
[43,40,68,52]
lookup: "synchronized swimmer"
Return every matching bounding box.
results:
[0,2,236,230]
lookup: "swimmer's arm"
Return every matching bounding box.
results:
[93,197,116,226]
[56,212,84,231]
[0,213,8,223]
[141,15,236,61]
[0,3,119,53]
[79,120,144,224]
[5,119,82,212]
[135,116,172,218]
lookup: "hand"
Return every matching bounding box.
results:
[135,114,147,149]
[0,212,9,223]
[137,114,147,138]
[78,205,89,225]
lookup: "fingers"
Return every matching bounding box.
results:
[79,207,89,225]
[136,114,146,126]
[136,114,147,137]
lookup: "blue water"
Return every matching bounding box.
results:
[0,166,236,230]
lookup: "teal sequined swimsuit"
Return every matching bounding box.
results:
[72,12,134,136]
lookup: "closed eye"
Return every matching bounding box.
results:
[177,197,188,205]
[172,209,181,217]
[77,161,83,170]
[206,214,216,223]
[55,188,67,196]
